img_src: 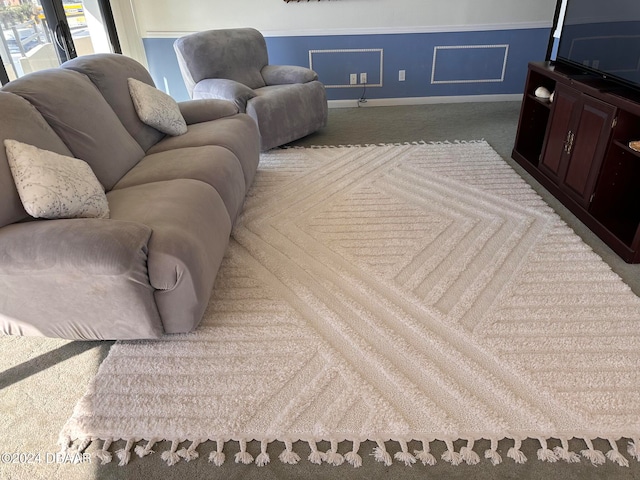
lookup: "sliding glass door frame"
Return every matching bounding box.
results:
[0,0,121,86]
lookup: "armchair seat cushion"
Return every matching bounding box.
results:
[248,81,328,151]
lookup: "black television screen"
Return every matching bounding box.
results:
[556,0,640,89]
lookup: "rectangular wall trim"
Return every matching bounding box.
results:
[431,44,510,84]
[309,49,384,88]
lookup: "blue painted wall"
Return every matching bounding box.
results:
[143,27,550,102]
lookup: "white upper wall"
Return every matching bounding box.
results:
[130,0,557,37]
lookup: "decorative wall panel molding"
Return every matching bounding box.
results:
[431,44,509,84]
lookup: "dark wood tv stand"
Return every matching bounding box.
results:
[512,61,640,263]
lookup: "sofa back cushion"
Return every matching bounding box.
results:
[174,28,268,97]
[62,54,165,152]
[0,92,75,228]
[1,68,144,191]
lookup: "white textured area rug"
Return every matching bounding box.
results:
[61,142,640,469]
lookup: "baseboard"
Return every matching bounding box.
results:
[328,94,523,108]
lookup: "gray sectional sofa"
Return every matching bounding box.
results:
[0,53,260,340]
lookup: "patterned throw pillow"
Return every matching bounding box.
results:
[4,139,110,219]
[128,77,188,136]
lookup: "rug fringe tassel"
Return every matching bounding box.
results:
[95,438,113,465]
[394,440,417,466]
[536,438,558,463]
[606,439,630,467]
[255,439,270,467]
[460,439,480,465]
[66,437,91,455]
[279,440,300,465]
[344,440,362,468]
[553,438,580,463]
[235,439,253,465]
[414,439,437,466]
[325,439,345,466]
[507,438,527,464]
[161,439,182,466]
[116,438,137,467]
[373,439,393,466]
[208,439,226,466]
[135,438,159,458]
[628,438,640,461]
[484,439,502,466]
[441,439,463,466]
[178,439,202,462]
[307,440,326,465]
[581,438,606,466]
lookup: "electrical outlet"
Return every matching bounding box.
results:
[350,73,357,85]
[399,70,406,82]
[360,72,367,84]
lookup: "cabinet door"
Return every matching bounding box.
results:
[540,84,617,209]
[540,83,581,183]
[562,96,616,208]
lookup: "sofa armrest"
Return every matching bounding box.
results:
[192,78,256,113]
[0,219,151,274]
[261,65,318,86]
[0,219,163,340]
[178,99,239,125]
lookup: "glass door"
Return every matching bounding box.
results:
[0,0,119,84]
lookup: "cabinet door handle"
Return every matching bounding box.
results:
[567,131,575,155]
[563,130,571,154]
[564,130,575,155]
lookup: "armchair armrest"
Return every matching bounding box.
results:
[192,78,256,113]
[178,99,239,125]
[261,65,318,85]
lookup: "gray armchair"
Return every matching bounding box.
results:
[174,28,328,151]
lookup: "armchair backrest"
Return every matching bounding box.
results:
[174,28,269,98]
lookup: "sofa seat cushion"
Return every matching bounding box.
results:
[106,179,232,333]
[1,69,145,191]
[248,81,328,151]
[146,114,260,190]
[113,145,246,223]
[0,218,161,340]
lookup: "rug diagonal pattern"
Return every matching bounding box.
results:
[60,142,640,468]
